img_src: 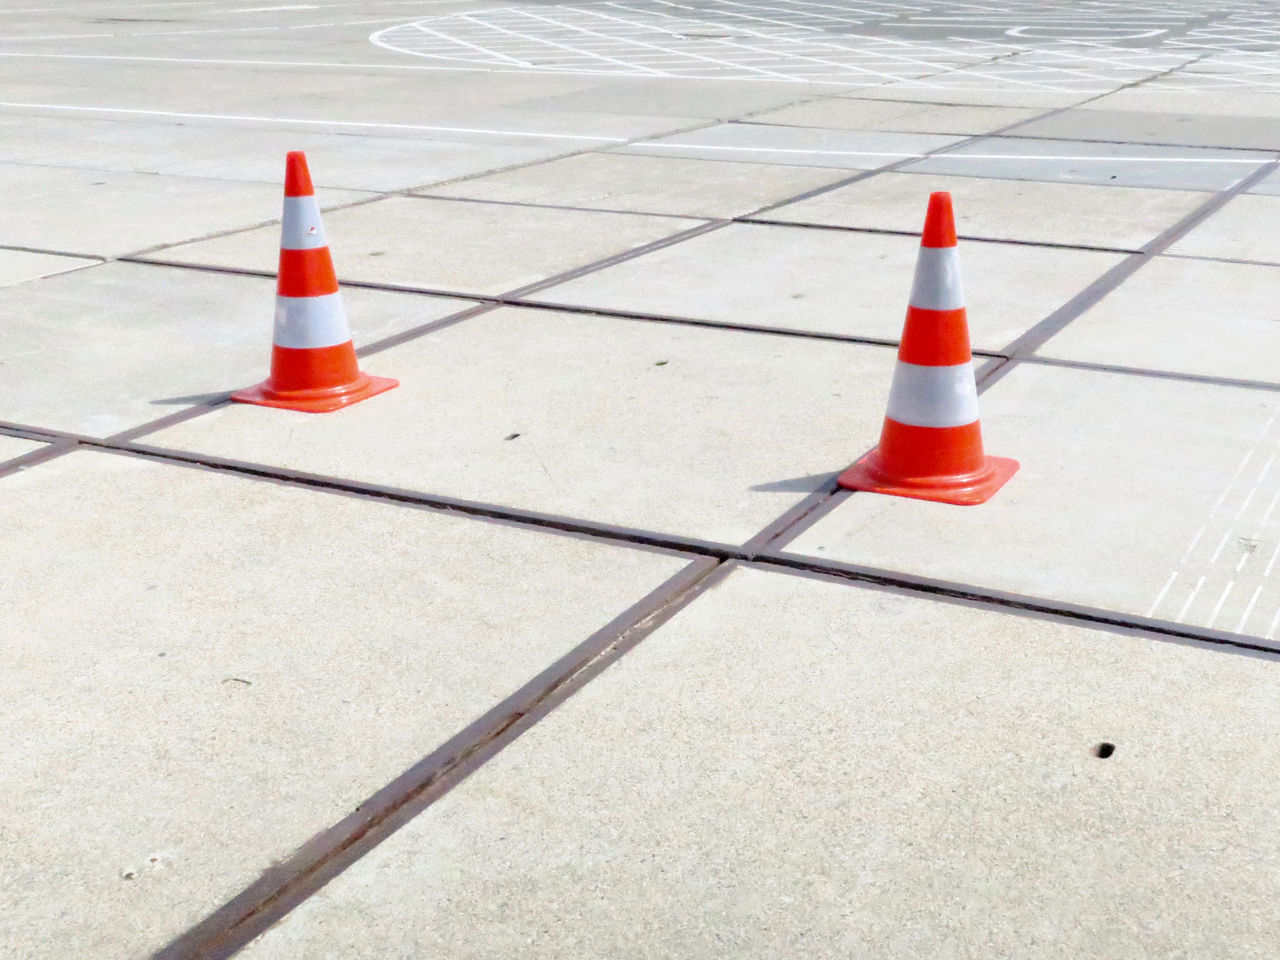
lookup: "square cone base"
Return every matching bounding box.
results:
[231,373,398,414]
[837,453,1019,506]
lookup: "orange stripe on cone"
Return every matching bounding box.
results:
[232,151,397,414]
[838,191,1017,506]
[277,248,339,298]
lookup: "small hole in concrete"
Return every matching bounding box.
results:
[654,360,668,366]
[1094,742,1115,758]
[504,433,521,440]
[368,251,385,257]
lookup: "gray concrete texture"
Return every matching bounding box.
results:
[528,223,1124,347]
[157,196,701,296]
[0,435,45,463]
[239,566,1280,959]
[5,1,1280,956]
[788,363,1280,638]
[147,307,893,544]
[0,262,467,436]
[762,171,1212,249]
[0,450,688,960]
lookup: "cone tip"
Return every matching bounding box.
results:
[920,191,957,248]
[284,151,314,197]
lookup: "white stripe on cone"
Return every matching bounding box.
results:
[884,361,980,428]
[280,195,329,250]
[908,246,964,311]
[273,292,353,349]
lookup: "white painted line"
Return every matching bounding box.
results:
[1208,529,1233,565]
[1146,570,1178,618]
[1175,575,1206,623]
[1266,542,1280,578]
[1236,585,1263,635]
[1267,605,1280,641]
[0,51,486,73]
[1207,581,1234,628]
[1260,489,1280,529]
[241,5,320,11]
[1180,525,1207,563]
[626,142,1272,164]
[0,102,627,142]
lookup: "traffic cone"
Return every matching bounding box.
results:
[838,192,1017,505]
[232,151,397,413]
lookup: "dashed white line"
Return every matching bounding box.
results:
[1236,584,1264,634]
[1146,570,1179,618]
[0,102,629,142]
[1207,580,1234,627]
[1175,575,1207,623]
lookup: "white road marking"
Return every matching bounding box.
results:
[0,51,486,72]
[1236,585,1263,634]
[0,99,1270,167]
[1175,575,1207,623]
[1207,581,1234,627]
[626,142,1270,163]
[1146,571,1179,618]
[1267,605,1280,640]
[1266,542,1280,578]
[0,101,629,141]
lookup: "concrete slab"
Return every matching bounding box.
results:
[418,153,850,219]
[789,363,1280,637]
[1039,257,1280,384]
[0,115,574,192]
[839,86,1097,109]
[904,137,1272,192]
[1081,88,1280,119]
[750,98,1041,135]
[513,77,819,119]
[1013,109,1280,151]
[156,196,700,296]
[762,172,1209,250]
[0,163,372,258]
[147,307,894,545]
[0,435,44,463]
[1248,169,1280,196]
[620,123,964,169]
[0,449,688,960]
[238,566,1280,960]
[1163,194,1280,264]
[0,248,94,287]
[530,223,1123,350]
[0,262,467,437]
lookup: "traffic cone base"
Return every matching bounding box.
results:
[838,450,1018,506]
[232,371,398,413]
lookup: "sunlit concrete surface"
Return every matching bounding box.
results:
[526,223,1123,347]
[237,567,1280,960]
[155,196,703,295]
[0,263,468,436]
[761,172,1212,249]
[4,0,1280,957]
[147,307,893,544]
[0,435,45,463]
[788,364,1280,638]
[0,451,688,960]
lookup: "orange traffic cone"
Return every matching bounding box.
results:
[232,151,397,413]
[838,192,1017,505]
